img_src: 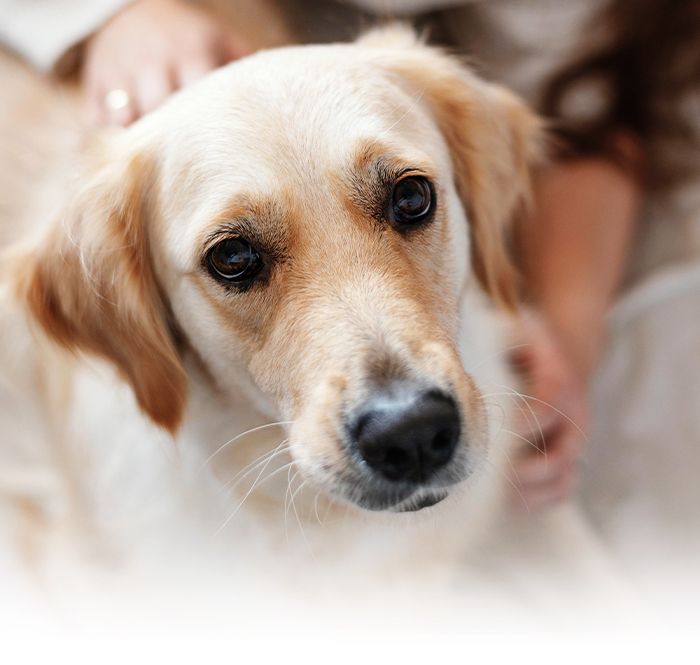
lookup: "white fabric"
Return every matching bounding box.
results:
[582,260,700,588]
[0,0,128,71]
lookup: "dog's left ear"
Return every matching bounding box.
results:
[19,147,187,433]
[362,26,546,309]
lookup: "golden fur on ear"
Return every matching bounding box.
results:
[21,151,187,432]
[436,81,544,309]
[364,27,545,308]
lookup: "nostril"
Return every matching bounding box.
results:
[356,436,416,481]
[382,447,414,481]
[431,429,454,453]
[426,426,459,472]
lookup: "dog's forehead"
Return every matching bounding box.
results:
[151,46,441,186]
[141,45,453,261]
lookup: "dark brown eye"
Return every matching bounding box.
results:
[207,237,263,284]
[390,176,434,227]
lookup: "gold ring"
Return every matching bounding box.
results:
[104,88,131,113]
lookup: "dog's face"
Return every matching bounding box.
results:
[24,30,541,512]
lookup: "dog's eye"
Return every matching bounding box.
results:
[390,176,434,227]
[207,237,263,284]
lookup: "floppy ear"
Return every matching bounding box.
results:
[20,149,187,433]
[362,26,546,309]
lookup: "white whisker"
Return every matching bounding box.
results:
[482,456,530,513]
[290,480,315,557]
[487,384,586,438]
[313,492,323,527]
[284,469,300,542]
[222,440,290,491]
[482,390,547,453]
[198,420,292,472]
[500,427,546,455]
[215,459,296,534]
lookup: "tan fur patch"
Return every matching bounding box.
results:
[20,153,187,432]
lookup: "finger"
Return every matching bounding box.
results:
[176,55,219,89]
[516,455,570,486]
[511,394,561,442]
[519,471,577,510]
[511,373,584,438]
[516,460,577,497]
[515,428,582,484]
[82,53,136,126]
[513,413,563,461]
[83,84,104,126]
[91,77,138,127]
[82,62,114,126]
[516,430,578,473]
[134,67,176,116]
[519,412,583,458]
[104,88,138,127]
[220,34,250,60]
[512,466,577,511]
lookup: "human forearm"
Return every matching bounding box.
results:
[519,157,642,377]
[509,156,641,507]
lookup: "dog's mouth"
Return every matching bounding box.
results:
[343,485,451,512]
[392,490,449,512]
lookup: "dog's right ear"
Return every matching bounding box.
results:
[17,147,187,433]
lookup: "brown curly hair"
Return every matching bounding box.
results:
[540,0,700,189]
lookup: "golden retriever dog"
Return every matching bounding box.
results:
[0,26,613,595]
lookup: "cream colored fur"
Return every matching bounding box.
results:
[0,28,617,600]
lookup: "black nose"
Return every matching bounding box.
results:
[351,390,461,484]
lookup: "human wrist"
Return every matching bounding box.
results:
[538,303,605,382]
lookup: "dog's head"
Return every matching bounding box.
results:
[23,28,542,512]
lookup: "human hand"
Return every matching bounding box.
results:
[508,316,589,510]
[82,0,248,126]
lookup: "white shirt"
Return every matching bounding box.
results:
[0,0,129,71]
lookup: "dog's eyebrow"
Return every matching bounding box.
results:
[351,138,397,173]
[210,196,283,228]
[201,195,290,259]
[350,138,435,180]
[345,139,435,223]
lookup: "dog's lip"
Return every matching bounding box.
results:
[394,490,448,512]
[347,487,449,512]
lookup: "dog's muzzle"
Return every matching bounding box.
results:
[344,384,467,511]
